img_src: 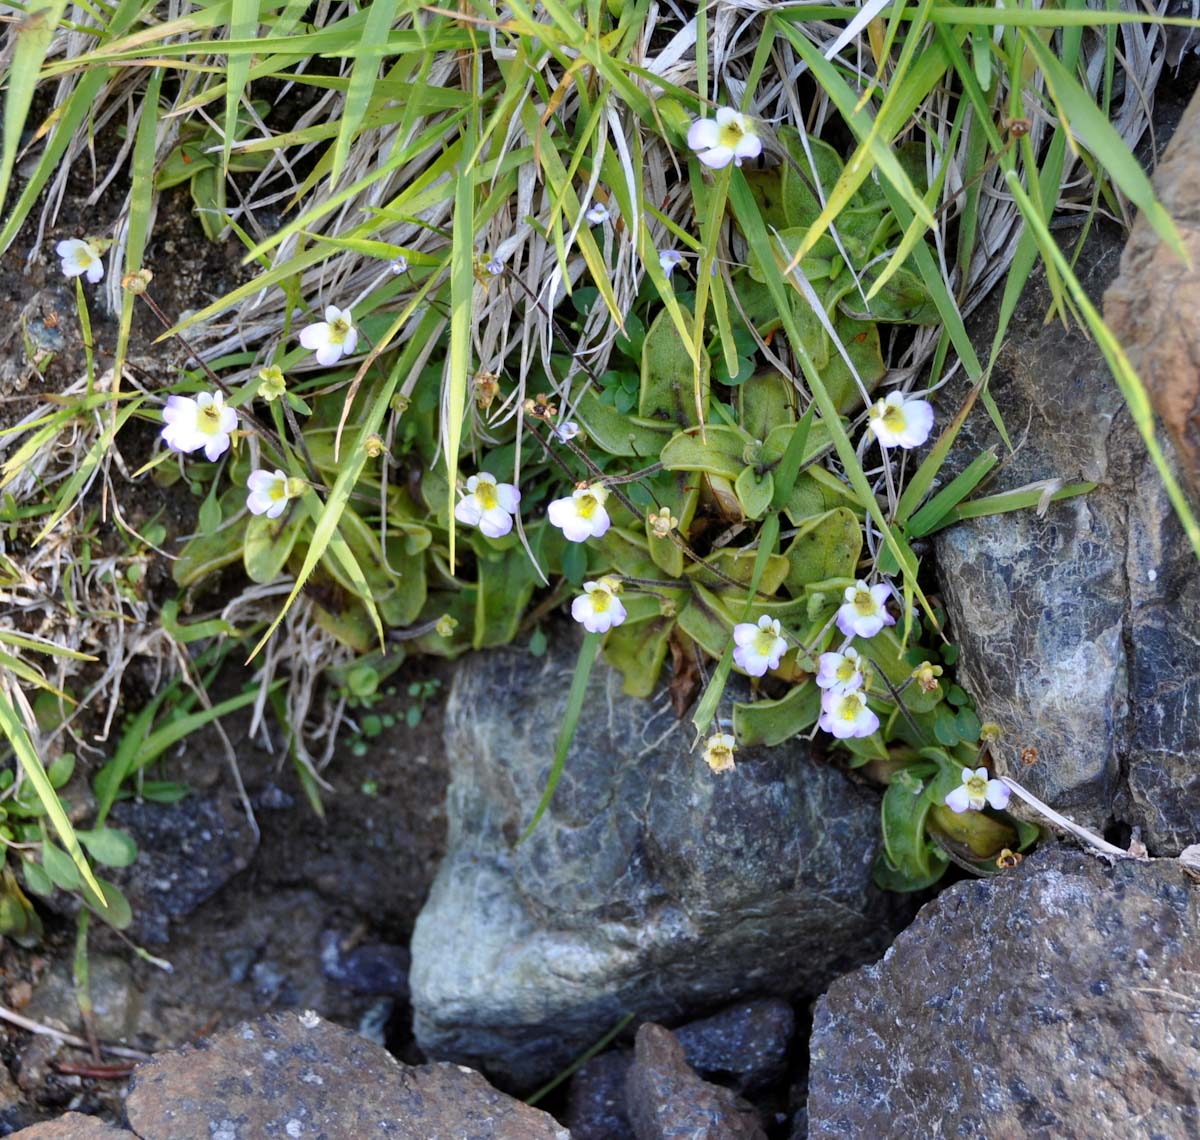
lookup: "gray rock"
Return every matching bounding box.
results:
[8,1113,133,1139]
[674,999,795,1095]
[567,1051,635,1140]
[566,1000,795,1139]
[411,637,904,1088]
[22,954,141,1043]
[625,1024,765,1140]
[124,1010,569,1140]
[806,844,1200,1139]
[108,791,257,945]
[933,214,1200,850]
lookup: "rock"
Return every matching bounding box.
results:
[125,1010,569,1139]
[8,1113,133,1138]
[806,844,1200,1139]
[0,1057,40,1134]
[319,929,410,999]
[22,954,141,1043]
[108,791,257,945]
[566,999,794,1138]
[411,637,905,1087]
[933,211,1200,850]
[567,1051,635,1140]
[1105,89,1200,502]
[674,999,795,1095]
[625,1024,765,1140]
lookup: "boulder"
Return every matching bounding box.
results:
[807,844,1200,1139]
[411,636,906,1087]
[8,1115,133,1139]
[934,211,1200,850]
[124,1010,567,1139]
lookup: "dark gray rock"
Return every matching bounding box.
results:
[411,637,905,1088]
[319,929,410,999]
[567,1051,635,1140]
[566,1000,795,1139]
[9,1114,133,1139]
[124,1010,569,1140]
[108,791,257,945]
[807,844,1200,1139]
[675,999,795,1095]
[933,214,1200,850]
[625,1024,765,1140]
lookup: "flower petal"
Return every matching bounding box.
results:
[944,785,972,813]
[687,119,721,150]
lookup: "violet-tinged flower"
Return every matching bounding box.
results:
[161,392,238,461]
[585,203,610,225]
[299,305,358,367]
[658,249,685,276]
[553,420,581,443]
[732,615,787,677]
[571,576,626,633]
[703,732,737,773]
[818,689,880,740]
[945,767,1011,814]
[246,469,295,519]
[454,472,521,539]
[548,484,610,542]
[389,255,409,275]
[485,257,504,277]
[55,238,104,283]
[868,391,934,449]
[835,580,895,639]
[686,108,763,169]
[816,646,866,695]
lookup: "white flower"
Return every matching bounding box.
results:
[945,767,1012,814]
[686,108,763,169]
[570,577,626,633]
[299,305,358,366]
[703,732,737,773]
[454,472,521,539]
[658,249,685,276]
[732,615,787,677]
[867,391,934,449]
[585,203,610,225]
[548,484,611,542]
[553,420,581,443]
[835,580,895,639]
[389,255,409,275]
[818,690,880,740]
[161,392,238,461]
[816,646,866,695]
[246,469,294,519]
[55,238,103,283]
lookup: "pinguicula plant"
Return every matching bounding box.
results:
[2,0,1182,925]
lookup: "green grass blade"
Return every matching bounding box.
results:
[0,0,71,216]
[904,448,998,536]
[950,480,1097,525]
[222,0,257,175]
[1022,30,1188,262]
[0,686,102,899]
[1004,169,1200,558]
[330,0,397,185]
[520,631,603,842]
